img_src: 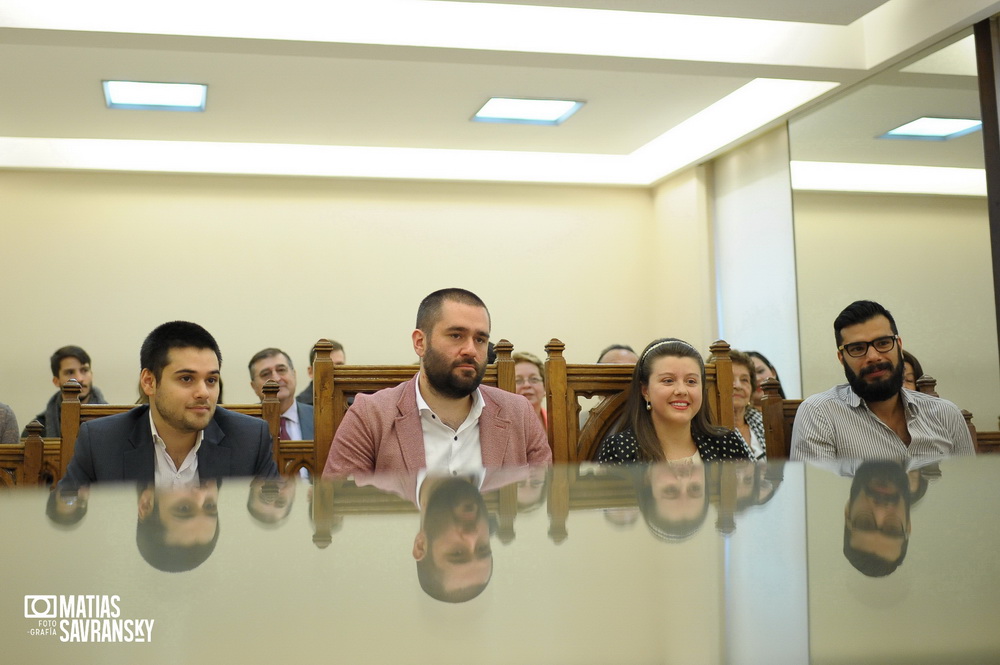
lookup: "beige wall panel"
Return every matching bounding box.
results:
[0,170,655,425]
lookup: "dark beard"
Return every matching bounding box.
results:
[850,461,912,506]
[423,342,486,400]
[843,352,904,403]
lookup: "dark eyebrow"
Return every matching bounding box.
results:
[442,325,490,340]
[173,369,221,375]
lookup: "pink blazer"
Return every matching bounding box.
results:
[323,375,552,477]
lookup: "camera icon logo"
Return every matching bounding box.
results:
[24,595,57,619]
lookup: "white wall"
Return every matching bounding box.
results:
[0,170,654,427]
[713,127,802,397]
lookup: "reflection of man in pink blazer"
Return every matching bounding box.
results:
[323,288,552,477]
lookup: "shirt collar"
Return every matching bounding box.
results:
[281,402,299,424]
[840,383,917,417]
[414,373,485,421]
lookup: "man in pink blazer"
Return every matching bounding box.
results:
[323,288,552,477]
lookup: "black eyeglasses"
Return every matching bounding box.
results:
[838,335,898,358]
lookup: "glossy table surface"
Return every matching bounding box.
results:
[3,457,999,665]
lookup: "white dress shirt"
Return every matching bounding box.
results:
[149,410,203,489]
[415,377,485,475]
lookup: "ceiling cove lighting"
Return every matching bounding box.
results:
[472,98,583,125]
[790,161,986,197]
[103,81,207,111]
[879,117,982,140]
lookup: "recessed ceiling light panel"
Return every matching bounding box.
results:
[473,97,583,125]
[879,117,981,140]
[103,80,207,111]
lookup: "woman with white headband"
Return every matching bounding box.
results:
[597,338,752,465]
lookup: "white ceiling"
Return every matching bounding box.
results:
[0,0,996,184]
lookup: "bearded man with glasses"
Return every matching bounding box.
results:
[791,300,975,462]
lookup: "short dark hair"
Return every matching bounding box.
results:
[834,300,898,347]
[308,340,344,366]
[248,348,292,380]
[50,346,91,378]
[597,344,636,363]
[415,288,490,333]
[140,321,222,382]
[843,525,908,577]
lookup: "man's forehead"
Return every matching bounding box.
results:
[59,358,88,372]
[840,315,893,341]
[254,354,291,373]
[165,346,220,370]
[437,300,490,330]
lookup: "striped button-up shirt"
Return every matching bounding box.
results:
[790,384,975,463]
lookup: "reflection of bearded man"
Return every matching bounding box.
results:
[413,477,492,603]
[842,348,905,403]
[843,461,912,577]
[422,338,486,400]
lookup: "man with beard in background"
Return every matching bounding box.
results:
[323,288,551,476]
[791,300,974,462]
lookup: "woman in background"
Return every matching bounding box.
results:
[730,350,766,460]
[747,351,784,408]
[513,351,547,428]
[902,350,924,392]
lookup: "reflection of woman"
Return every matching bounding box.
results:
[596,338,752,464]
[730,350,766,460]
[747,351,784,408]
[636,462,709,541]
[513,351,546,428]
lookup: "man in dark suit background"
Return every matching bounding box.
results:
[60,321,278,489]
[248,347,314,440]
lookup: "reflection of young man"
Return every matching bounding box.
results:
[843,461,912,577]
[137,481,220,572]
[413,476,492,603]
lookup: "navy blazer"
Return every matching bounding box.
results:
[60,405,278,488]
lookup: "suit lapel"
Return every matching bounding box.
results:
[123,409,155,483]
[394,379,426,471]
[479,391,511,467]
[196,418,230,478]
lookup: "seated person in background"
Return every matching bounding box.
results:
[0,401,18,443]
[323,288,551,476]
[513,351,546,428]
[747,350,784,407]
[901,350,924,392]
[730,350,766,460]
[596,338,752,464]
[791,300,974,462]
[24,345,108,437]
[597,344,638,364]
[60,321,278,488]
[249,347,314,440]
[296,340,346,406]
